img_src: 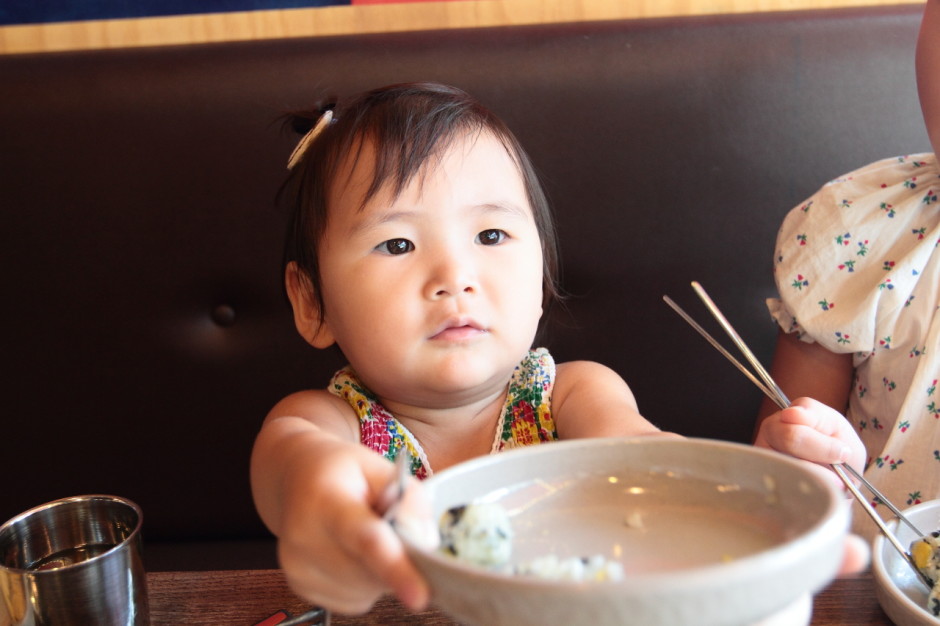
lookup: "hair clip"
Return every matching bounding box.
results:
[287,109,333,170]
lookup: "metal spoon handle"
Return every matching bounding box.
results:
[381,448,414,523]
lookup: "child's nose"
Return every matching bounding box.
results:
[425,253,478,299]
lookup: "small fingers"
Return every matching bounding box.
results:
[763,417,852,465]
[775,399,841,434]
[280,506,428,614]
[759,402,854,465]
[276,449,433,615]
[338,461,432,611]
[276,452,415,614]
[355,519,431,610]
[278,533,386,614]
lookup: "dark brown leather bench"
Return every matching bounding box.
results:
[0,5,927,570]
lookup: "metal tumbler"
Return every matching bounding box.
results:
[0,494,150,625]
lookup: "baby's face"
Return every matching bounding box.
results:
[315,130,545,409]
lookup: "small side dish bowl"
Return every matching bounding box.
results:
[399,437,849,626]
[872,499,940,626]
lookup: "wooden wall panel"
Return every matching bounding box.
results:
[0,0,924,54]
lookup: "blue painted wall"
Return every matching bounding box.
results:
[0,1,348,26]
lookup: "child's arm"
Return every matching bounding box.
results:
[753,330,865,472]
[917,0,940,156]
[551,360,675,439]
[249,391,430,614]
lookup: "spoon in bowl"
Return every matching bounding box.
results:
[380,449,440,550]
[380,448,414,525]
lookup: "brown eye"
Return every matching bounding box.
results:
[379,238,414,255]
[477,229,506,245]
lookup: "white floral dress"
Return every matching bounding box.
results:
[767,154,940,540]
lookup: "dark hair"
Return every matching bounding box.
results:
[280,82,560,324]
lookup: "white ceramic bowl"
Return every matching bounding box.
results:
[400,437,848,626]
[872,499,940,626]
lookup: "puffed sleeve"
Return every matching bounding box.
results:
[767,154,939,367]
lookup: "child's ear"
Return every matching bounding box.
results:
[285,262,335,349]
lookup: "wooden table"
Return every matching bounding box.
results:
[147,569,893,625]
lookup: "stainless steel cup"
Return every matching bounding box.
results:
[0,495,150,625]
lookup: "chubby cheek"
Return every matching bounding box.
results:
[322,273,411,338]
[321,301,409,375]
[496,253,545,334]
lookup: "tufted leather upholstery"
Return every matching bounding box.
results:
[0,5,927,569]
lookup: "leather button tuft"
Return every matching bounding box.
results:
[210,304,237,327]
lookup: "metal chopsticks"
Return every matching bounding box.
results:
[664,281,933,589]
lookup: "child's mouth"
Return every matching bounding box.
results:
[431,321,486,341]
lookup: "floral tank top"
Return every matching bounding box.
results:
[327,348,559,479]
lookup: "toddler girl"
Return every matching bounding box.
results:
[251,82,860,615]
[756,0,939,542]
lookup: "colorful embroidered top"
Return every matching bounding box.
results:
[328,348,559,479]
[767,154,940,540]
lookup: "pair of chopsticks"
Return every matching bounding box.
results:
[664,281,933,589]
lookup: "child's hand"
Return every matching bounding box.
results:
[755,398,870,578]
[268,440,432,615]
[753,397,865,472]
